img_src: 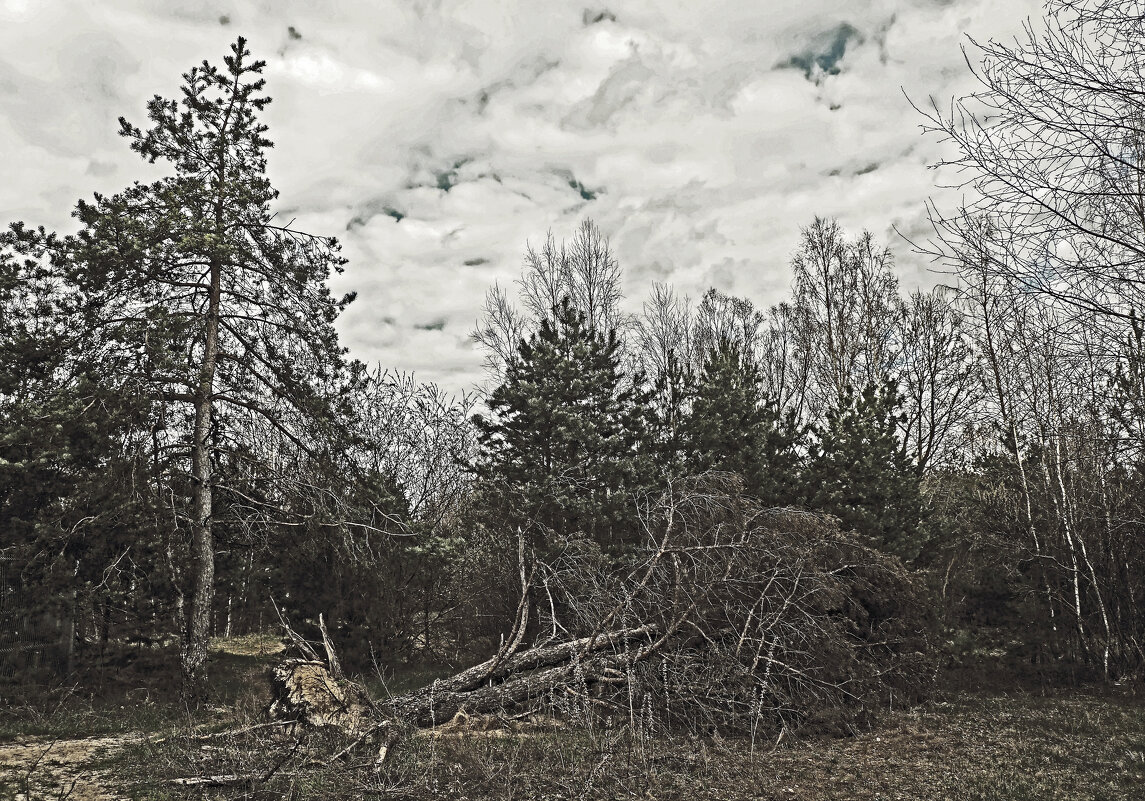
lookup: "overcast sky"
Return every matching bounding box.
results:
[0,0,1041,394]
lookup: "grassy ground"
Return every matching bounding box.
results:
[752,689,1144,801]
[4,638,1143,800]
[94,684,1143,800]
[0,635,281,743]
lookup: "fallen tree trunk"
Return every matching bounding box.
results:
[388,624,657,724]
[388,629,658,726]
[267,625,639,725]
[267,627,660,729]
[269,475,933,736]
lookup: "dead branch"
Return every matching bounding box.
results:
[267,474,932,738]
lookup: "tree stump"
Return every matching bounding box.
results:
[268,658,373,734]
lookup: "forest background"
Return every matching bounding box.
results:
[1,2,1144,793]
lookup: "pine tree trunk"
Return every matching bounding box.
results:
[182,255,222,701]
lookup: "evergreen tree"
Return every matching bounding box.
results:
[474,298,649,550]
[807,380,922,559]
[0,240,177,669]
[11,39,359,695]
[0,246,83,539]
[680,338,804,506]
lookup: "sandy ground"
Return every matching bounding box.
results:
[0,733,140,801]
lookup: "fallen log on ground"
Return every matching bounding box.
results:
[269,474,934,737]
[387,624,659,726]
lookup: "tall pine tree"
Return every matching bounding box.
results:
[474,298,649,551]
[15,39,359,696]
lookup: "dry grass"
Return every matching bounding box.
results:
[209,633,286,659]
[7,635,1140,800]
[105,685,1144,800]
[749,689,1144,801]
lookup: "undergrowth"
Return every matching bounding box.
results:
[96,685,1145,801]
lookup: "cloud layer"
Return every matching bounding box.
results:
[0,0,1040,393]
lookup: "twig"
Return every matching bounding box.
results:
[171,774,250,787]
[271,596,320,661]
[191,721,293,740]
[328,720,391,763]
[260,735,303,783]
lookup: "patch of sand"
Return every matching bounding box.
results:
[0,733,140,801]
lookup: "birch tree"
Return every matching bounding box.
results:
[788,218,903,419]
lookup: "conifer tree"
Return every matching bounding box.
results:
[1,238,177,668]
[12,39,359,696]
[807,381,922,559]
[0,247,83,536]
[680,338,804,506]
[474,298,649,550]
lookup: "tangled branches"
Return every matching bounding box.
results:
[384,473,932,735]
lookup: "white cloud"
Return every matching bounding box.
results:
[0,0,1042,394]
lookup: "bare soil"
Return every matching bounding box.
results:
[0,733,139,801]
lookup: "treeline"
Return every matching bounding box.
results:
[467,214,1145,683]
[4,0,1145,704]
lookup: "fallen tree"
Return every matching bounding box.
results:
[271,474,933,739]
[176,475,931,788]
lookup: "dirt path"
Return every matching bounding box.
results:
[0,733,140,801]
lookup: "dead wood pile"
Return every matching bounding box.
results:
[271,474,933,737]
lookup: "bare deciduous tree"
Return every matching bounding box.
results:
[353,368,476,529]
[632,282,693,384]
[789,218,904,418]
[913,0,1145,676]
[917,0,1145,325]
[473,219,627,381]
[899,287,981,472]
